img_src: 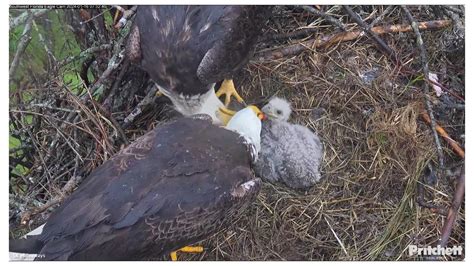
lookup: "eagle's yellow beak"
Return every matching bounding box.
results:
[248,105,266,121]
[218,107,237,126]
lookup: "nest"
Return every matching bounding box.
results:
[9,6,464,261]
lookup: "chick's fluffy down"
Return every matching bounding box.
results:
[255,119,323,189]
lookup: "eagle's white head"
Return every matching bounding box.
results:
[262,97,292,122]
[225,106,265,160]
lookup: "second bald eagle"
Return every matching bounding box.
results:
[127,6,273,124]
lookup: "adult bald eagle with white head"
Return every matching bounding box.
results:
[9,106,266,261]
[127,6,272,124]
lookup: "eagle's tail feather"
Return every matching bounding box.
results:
[9,235,44,254]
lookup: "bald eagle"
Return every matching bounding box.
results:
[10,106,265,261]
[255,97,324,189]
[127,6,272,124]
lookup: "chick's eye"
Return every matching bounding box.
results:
[276,110,282,115]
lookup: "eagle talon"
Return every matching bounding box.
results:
[170,246,204,261]
[215,79,245,107]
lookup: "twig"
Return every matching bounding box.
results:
[420,112,465,159]
[114,5,138,29]
[83,17,134,99]
[58,44,111,68]
[80,6,114,25]
[417,163,447,216]
[298,5,346,31]
[90,98,130,145]
[343,6,398,63]
[9,12,34,78]
[426,78,464,102]
[32,19,57,69]
[262,27,320,43]
[438,170,464,247]
[440,7,464,42]
[256,20,451,61]
[368,5,395,28]
[122,84,158,129]
[443,5,464,16]
[402,6,445,170]
[102,59,131,104]
[9,9,48,31]
[20,175,82,225]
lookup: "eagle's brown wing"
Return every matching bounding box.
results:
[130,6,272,96]
[33,117,259,260]
[197,6,272,84]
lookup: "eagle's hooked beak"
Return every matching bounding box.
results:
[257,112,267,121]
[218,107,237,126]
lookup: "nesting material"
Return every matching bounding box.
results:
[255,97,323,189]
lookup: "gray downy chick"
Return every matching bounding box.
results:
[255,97,323,189]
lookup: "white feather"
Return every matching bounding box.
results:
[226,107,262,159]
[158,84,224,124]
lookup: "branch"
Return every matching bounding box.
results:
[114,5,138,29]
[9,9,48,31]
[20,175,83,225]
[443,5,464,16]
[438,170,465,247]
[262,27,320,43]
[82,18,133,99]
[298,5,346,31]
[402,6,445,170]
[256,20,451,61]
[343,5,398,63]
[368,5,395,28]
[420,112,465,159]
[9,12,34,78]
[90,98,129,145]
[58,44,111,68]
[122,84,159,129]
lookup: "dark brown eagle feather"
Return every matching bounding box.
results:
[128,6,272,96]
[13,116,260,260]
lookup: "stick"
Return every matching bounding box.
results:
[262,27,320,43]
[9,9,48,31]
[402,6,445,170]
[20,175,82,225]
[257,20,451,61]
[114,5,138,29]
[420,112,465,159]
[58,44,111,68]
[9,12,34,78]
[343,6,398,63]
[443,5,464,16]
[438,170,464,247]
[122,84,159,129]
[90,98,130,145]
[368,6,395,28]
[298,5,346,31]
